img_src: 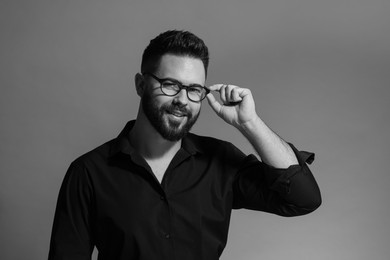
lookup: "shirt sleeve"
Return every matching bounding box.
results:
[232,143,321,216]
[48,160,95,260]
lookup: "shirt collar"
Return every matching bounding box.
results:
[109,120,204,158]
[109,121,135,157]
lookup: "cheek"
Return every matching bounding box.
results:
[152,94,173,108]
[190,103,202,115]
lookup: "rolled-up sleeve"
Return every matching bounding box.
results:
[232,143,321,216]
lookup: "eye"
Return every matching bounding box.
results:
[188,86,204,94]
[162,81,179,89]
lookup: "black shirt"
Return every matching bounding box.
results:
[48,121,321,260]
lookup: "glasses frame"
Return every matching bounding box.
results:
[143,72,210,102]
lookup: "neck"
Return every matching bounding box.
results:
[129,116,181,160]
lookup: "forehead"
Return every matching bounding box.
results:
[155,54,206,85]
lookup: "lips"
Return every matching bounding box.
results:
[170,111,186,117]
[167,108,188,117]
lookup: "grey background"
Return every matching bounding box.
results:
[1,0,389,259]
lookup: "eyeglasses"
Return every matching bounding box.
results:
[143,72,210,102]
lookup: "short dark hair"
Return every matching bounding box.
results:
[141,30,209,76]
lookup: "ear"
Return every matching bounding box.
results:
[134,73,145,97]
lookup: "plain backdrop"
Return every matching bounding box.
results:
[1,0,389,259]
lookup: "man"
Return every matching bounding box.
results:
[49,30,321,260]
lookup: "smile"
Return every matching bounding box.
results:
[168,110,187,117]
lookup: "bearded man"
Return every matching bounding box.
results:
[48,30,321,260]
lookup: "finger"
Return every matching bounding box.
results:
[208,84,243,104]
[236,87,251,99]
[224,85,243,104]
[220,84,227,104]
[207,84,224,92]
[226,84,238,102]
[231,87,243,102]
[206,92,222,114]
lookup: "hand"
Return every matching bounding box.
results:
[206,84,258,129]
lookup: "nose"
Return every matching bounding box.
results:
[173,89,189,106]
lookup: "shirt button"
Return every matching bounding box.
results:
[160,196,165,201]
[165,234,170,239]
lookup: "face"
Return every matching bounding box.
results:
[140,54,206,141]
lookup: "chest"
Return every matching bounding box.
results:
[97,155,235,218]
[94,157,234,260]
[145,158,171,183]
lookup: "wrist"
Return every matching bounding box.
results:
[238,115,262,135]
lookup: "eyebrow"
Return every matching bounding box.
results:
[159,76,205,87]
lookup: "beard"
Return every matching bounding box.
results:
[141,91,200,142]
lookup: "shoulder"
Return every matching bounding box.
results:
[70,138,116,170]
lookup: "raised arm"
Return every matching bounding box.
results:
[206,83,321,215]
[206,84,297,168]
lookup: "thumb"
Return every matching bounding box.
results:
[206,92,222,114]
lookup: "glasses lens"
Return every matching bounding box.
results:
[187,86,206,102]
[161,82,180,96]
